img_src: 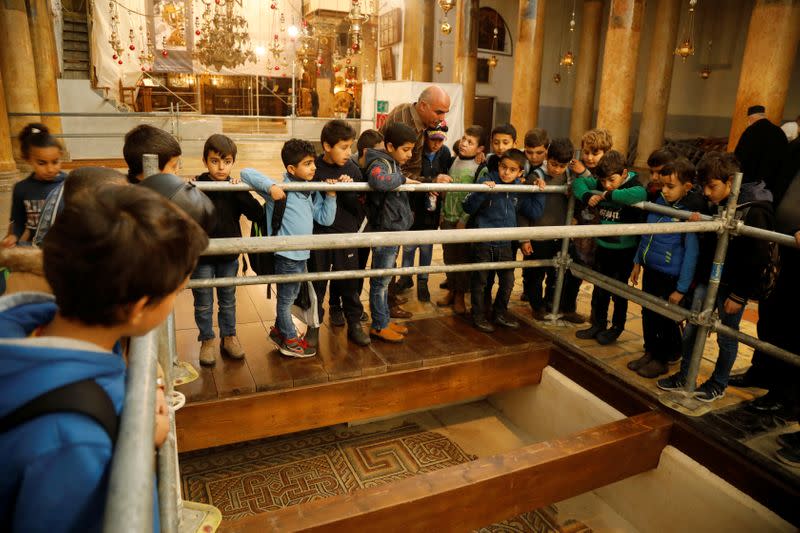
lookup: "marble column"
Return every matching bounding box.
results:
[569,0,603,148]
[596,0,645,156]
[401,0,434,81]
[727,0,800,151]
[27,0,62,133]
[510,0,546,140]
[0,0,41,157]
[453,0,479,126]
[0,68,18,187]
[634,0,681,168]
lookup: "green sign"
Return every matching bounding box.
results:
[377,100,389,113]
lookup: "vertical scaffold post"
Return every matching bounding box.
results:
[684,171,743,391]
[157,314,179,533]
[548,178,576,322]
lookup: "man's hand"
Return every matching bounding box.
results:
[588,194,603,207]
[630,263,641,285]
[668,291,684,305]
[484,181,496,189]
[520,241,533,256]
[269,184,286,201]
[723,297,743,315]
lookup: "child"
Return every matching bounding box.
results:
[354,129,385,308]
[524,138,585,323]
[0,184,208,532]
[192,134,264,366]
[658,152,775,402]
[396,124,453,302]
[438,125,486,315]
[365,122,420,343]
[241,139,338,358]
[628,158,700,378]
[573,150,646,345]
[307,120,370,347]
[464,148,545,333]
[645,147,678,202]
[2,124,66,247]
[519,128,549,302]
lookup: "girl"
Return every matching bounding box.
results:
[2,123,66,247]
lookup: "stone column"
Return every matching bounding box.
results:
[569,0,603,148]
[27,0,63,133]
[0,0,42,157]
[727,0,800,151]
[596,0,645,156]
[453,0,479,126]
[0,68,18,188]
[401,0,434,81]
[634,0,681,167]
[510,0,546,139]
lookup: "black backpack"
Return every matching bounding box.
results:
[0,379,118,445]
[246,198,287,297]
[736,201,780,301]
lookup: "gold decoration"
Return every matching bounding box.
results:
[553,72,561,84]
[194,2,255,71]
[435,61,443,73]
[560,51,574,69]
[438,0,456,15]
[440,20,452,35]
[487,55,498,68]
[700,65,711,79]
[675,0,697,61]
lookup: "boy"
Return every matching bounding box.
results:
[396,124,453,302]
[573,150,646,345]
[192,134,264,366]
[658,152,775,402]
[353,129,385,313]
[307,120,370,347]
[438,125,486,314]
[0,185,208,532]
[519,128,549,303]
[464,148,545,332]
[645,147,678,202]
[364,122,420,343]
[628,158,700,378]
[240,140,338,358]
[524,138,585,323]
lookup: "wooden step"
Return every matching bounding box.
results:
[63,49,88,60]
[220,411,673,532]
[63,11,87,22]
[63,20,87,32]
[63,30,88,42]
[175,345,551,452]
[63,40,89,52]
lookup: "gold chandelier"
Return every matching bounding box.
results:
[675,0,697,61]
[194,2,256,71]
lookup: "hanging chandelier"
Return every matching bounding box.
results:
[438,0,455,35]
[194,0,256,71]
[346,0,370,52]
[559,2,577,70]
[675,0,697,61]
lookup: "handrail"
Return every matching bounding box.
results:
[195,181,568,193]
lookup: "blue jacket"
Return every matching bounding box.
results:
[462,171,545,246]
[0,292,158,533]
[240,168,337,261]
[634,195,699,294]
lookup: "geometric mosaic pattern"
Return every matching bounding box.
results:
[180,423,592,532]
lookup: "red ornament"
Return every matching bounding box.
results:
[274,65,280,70]
[129,44,135,51]
[334,66,340,72]
[118,60,123,64]
[112,54,118,60]
[162,50,168,57]
[195,29,201,35]
[270,1,277,8]
[352,43,359,51]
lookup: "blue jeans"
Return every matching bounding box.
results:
[274,255,307,339]
[190,259,239,341]
[679,284,745,389]
[370,246,399,330]
[401,244,433,282]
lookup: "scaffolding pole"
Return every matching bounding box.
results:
[194,181,568,194]
[547,178,577,321]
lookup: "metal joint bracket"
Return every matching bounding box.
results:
[553,251,573,270]
[693,308,718,328]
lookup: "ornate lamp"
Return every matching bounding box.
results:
[675,0,697,61]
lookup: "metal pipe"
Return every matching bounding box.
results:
[632,200,714,221]
[736,223,799,249]
[548,179,577,321]
[685,171,743,392]
[103,332,157,533]
[194,181,567,194]
[188,259,556,289]
[712,323,800,369]
[202,221,722,256]
[156,318,179,533]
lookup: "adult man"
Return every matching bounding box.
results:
[734,104,788,190]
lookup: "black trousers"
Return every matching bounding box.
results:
[591,246,636,329]
[641,268,682,363]
[522,239,581,313]
[309,247,363,325]
[471,243,515,319]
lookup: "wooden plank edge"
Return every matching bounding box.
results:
[176,346,550,452]
[221,411,673,533]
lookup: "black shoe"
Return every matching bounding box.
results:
[305,326,320,348]
[561,312,587,324]
[417,283,430,302]
[473,316,496,333]
[637,359,669,379]
[596,326,623,345]
[776,446,800,468]
[329,307,346,327]
[749,393,786,413]
[668,353,682,365]
[777,431,800,449]
[657,373,688,391]
[347,323,371,346]
[395,276,413,292]
[494,312,520,329]
[439,280,449,289]
[531,307,548,321]
[728,371,769,389]
[694,380,725,403]
[360,311,369,322]
[627,352,653,371]
[576,324,605,339]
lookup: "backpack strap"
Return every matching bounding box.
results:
[0,379,118,445]
[271,198,287,236]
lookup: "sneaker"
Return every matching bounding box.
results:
[657,373,688,391]
[576,324,605,340]
[637,359,669,379]
[627,353,652,371]
[777,431,800,449]
[596,326,623,345]
[775,446,800,468]
[329,307,346,327]
[395,276,413,292]
[494,312,520,329]
[360,311,369,322]
[279,337,316,358]
[369,327,405,343]
[199,339,216,366]
[417,283,431,302]
[268,326,285,349]
[561,312,587,324]
[694,381,725,403]
[473,316,496,333]
[305,326,320,348]
[387,321,409,335]
[221,336,245,360]
[347,323,371,346]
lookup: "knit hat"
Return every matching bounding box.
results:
[426,121,448,140]
[747,105,765,116]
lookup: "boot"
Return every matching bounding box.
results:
[221,336,245,360]
[437,291,455,307]
[199,339,216,366]
[453,291,467,315]
[305,326,320,347]
[347,322,371,346]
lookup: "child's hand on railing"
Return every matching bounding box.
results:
[587,194,603,207]
[229,175,241,184]
[324,178,338,196]
[688,212,701,222]
[630,263,641,286]
[533,178,546,190]
[337,174,353,183]
[668,291,684,305]
[484,181,496,189]
[269,184,286,201]
[520,241,533,256]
